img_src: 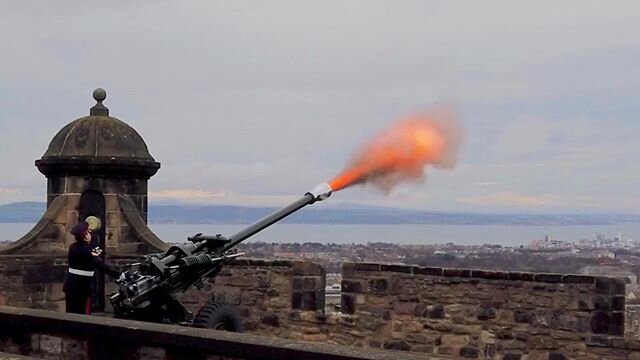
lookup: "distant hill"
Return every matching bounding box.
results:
[0,201,638,226]
[0,202,47,222]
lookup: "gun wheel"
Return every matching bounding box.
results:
[193,299,243,332]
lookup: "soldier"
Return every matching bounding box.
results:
[63,221,123,314]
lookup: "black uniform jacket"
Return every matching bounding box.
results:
[63,242,120,297]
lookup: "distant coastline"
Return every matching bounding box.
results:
[0,201,638,226]
[4,222,640,247]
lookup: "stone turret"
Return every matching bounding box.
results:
[1,89,168,255]
[36,88,160,191]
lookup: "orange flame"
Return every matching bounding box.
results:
[329,109,461,192]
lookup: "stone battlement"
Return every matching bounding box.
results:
[0,305,434,360]
[342,262,618,285]
[338,262,635,358]
[2,255,640,359]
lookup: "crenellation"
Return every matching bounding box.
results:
[352,263,382,272]
[330,261,640,358]
[380,264,413,274]
[2,254,640,358]
[414,266,444,276]
[508,272,536,282]
[561,274,595,284]
[469,270,510,280]
[443,268,472,277]
[534,274,563,283]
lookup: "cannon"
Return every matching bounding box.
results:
[109,183,332,331]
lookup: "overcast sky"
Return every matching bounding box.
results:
[0,1,638,214]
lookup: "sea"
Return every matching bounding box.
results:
[1,222,640,247]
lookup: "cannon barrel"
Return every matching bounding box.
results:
[166,183,331,269]
[221,183,332,252]
[110,183,332,323]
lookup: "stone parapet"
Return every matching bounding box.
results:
[0,352,39,360]
[0,305,434,360]
[339,262,634,359]
[0,255,326,322]
[180,259,326,333]
[0,255,68,311]
[3,255,640,359]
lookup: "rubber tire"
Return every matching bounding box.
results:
[193,300,244,332]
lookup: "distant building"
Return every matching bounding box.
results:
[529,234,571,249]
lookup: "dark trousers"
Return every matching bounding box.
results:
[65,293,91,315]
[65,292,94,359]
[64,273,93,315]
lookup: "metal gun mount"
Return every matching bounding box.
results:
[109,183,332,328]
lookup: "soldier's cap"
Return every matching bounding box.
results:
[71,221,90,240]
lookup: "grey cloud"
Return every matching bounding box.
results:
[0,1,638,213]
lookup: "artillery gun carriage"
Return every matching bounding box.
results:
[109,184,332,331]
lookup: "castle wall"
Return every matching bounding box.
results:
[174,260,640,359]
[4,255,640,359]
[0,255,142,312]
[0,255,66,311]
[179,259,326,333]
[626,305,640,340]
[0,306,431,360]
[335,262,639,359]
[0,256,327,323]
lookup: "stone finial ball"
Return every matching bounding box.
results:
[93,88,107,102]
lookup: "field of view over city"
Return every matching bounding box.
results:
[1,2,639,359]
